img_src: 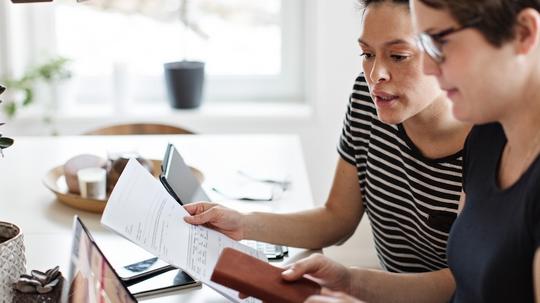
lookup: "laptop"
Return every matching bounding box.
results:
[63,216,138,303]
[63,216,200,302]
[160,143,288,260]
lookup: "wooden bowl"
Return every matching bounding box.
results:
[43,160,204,213]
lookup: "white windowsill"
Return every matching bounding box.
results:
[56,100,314,121]
[6,100,315,136]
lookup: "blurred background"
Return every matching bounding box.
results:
[0,0,362,218]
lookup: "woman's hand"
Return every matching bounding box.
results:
[240,288,366,303]
[183,202,245,240]
[282,253,352,294]
[305,288,366,303]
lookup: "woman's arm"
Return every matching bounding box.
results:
[283,254,455,303]
[184,158,365,248]
[349,267,454,303]
[457,192,466,214]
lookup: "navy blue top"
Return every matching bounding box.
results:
[448,123,540,302]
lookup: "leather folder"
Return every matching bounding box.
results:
[211,247,321,303]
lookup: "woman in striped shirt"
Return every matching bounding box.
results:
[184,0,469,297]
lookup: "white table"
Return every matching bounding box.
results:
[0,134,315,302]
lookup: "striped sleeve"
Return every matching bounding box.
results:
[338,74,373,166]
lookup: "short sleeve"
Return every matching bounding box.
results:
[337,95,357,166]
[337,73,373,166]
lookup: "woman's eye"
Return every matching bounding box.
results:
[360,53,374,60]
[433,38,449,49]
[391,54,409,62]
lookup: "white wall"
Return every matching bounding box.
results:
[2,0,363,205]
[300,0,363,204]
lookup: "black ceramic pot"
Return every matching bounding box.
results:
[164,61,205,109]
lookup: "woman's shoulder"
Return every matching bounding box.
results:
[350,73,377,114]
[467,123,505,145]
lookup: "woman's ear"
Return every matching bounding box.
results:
[514,8,540,55]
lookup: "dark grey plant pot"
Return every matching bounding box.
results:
[164,61,205,109]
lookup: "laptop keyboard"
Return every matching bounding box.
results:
[242,240,288,260]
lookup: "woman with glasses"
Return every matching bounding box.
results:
[185,0,470,299]
[414,0,540,301]
[284,0,540,302]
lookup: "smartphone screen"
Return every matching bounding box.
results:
[115,257,174,282]
[128,269,201,299]
[162,144,210,204]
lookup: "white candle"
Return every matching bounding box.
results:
[77,167,107,200]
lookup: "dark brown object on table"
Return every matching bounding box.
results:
[63,154,107,194]
[83,123,194,136]
[211,248,321,303]
[107,154,153,193]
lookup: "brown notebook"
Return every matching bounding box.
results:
[211,247,321,303]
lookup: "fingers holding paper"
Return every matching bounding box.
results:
[183,202,245,240]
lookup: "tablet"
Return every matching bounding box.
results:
[160,143,210,205]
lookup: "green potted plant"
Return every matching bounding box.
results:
[1,56,71,119]
[0,83,25,303]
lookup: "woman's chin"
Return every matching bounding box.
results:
[377,113,405,125]
[451,106,476,123]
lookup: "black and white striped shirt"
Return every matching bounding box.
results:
[338,74,463,273]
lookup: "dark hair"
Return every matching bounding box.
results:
[419,0,540,47]
[357,0,409,10]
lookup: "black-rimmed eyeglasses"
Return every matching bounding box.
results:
[418,19,481,64]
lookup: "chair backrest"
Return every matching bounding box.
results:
[83,123,194,135]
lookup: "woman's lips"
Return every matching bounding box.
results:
[445,88,459,100]
[373,93,399,107]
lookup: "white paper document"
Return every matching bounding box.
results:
[101,159,266,302]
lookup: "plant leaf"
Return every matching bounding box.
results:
[4,102,17,118]
[0,137,14,149]
[22,87,33,106]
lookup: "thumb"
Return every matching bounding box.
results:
[281,254,324,281]
[184,208,216,225]
[183,202,213,215]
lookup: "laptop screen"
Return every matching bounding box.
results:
[63,216,137,303]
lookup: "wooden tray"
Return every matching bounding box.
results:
[42,159,204,213]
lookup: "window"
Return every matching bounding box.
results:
[1,0,305,114]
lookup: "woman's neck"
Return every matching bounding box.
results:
[495,67,540,189]
[501,68,540,151]
[497,103,540,189]
[402,95,472,159]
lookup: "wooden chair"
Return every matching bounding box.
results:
[83,123,195,135]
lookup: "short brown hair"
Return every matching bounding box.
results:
[419,0,540,47]
[358,0,409,10]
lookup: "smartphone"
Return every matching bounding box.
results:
[160,143,210,205]
[127,269,201,299]
[160,143,289,261]
[115,257,176,283]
